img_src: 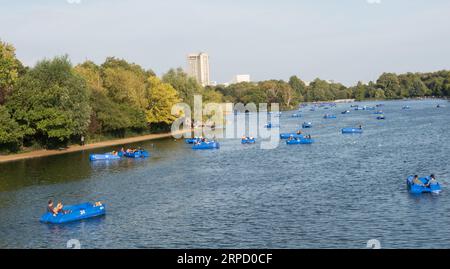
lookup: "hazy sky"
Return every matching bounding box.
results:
[1,0,450,85]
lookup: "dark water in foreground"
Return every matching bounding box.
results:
[1,100,450,249]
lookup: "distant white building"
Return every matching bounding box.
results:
[232,74,251,84]
[187,52,211,86]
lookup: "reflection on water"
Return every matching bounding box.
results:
[1,100,450,249]
[0,153,93,192]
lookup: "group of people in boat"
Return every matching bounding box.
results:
[46,200,71,216]
[194,137,210,145]
[110,147,143,156]
[47,200,103,216]
[412,174,438,187]
[287,130,312,141]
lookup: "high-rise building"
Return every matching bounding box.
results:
[187,52,210,87]
[232,74,251,84]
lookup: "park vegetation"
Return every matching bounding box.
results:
[1,40,450,152]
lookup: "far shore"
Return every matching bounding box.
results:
[0,129,193,164]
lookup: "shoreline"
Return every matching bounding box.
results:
[0,129,192,164]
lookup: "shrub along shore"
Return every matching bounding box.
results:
[1,40,450,155]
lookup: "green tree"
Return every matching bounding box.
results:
[289,75,306,102]
[203,87,224,104]
[353,82,367,101]
[162,68,203,106]
[7,56,91,148]
[74,61,105,94]
[89,90,146,136]
[374,89,386,99]
[0,105,23,151]
[0,40,21,105]
[377,73,401,99]
[308,79,329,101]
[102,62,147,109]
[144,76,181,125]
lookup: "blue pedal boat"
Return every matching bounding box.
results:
[89,153,121,161]
[342,128,363,134]
[407,176,441,194]
[193,141,220,150]
[286,138,315,145]
[280,133,304,140]
[40,202,106,224]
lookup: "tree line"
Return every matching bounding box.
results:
[1,40,450,152]
[209,71,450,109]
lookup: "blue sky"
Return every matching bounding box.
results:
[1,0,450,85]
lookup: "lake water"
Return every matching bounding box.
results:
[1,99,449,249]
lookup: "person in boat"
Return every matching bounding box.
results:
[48,201,70,216]
[359,125,363,129]
[412,175,425,186]
[296,130,303,135]
[120,147,126,154]
[306,134,312,139]
[425,174,438,188]
[242,136,247,140]
[94,201,103,207]
[112,151,118,156]
[47,200,55,214]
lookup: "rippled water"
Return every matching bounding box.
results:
[1,99,449,249]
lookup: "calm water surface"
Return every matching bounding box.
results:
[1,100,449,249]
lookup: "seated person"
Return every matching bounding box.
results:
[56,202,72,215]
[412,175,424,186]
[297,130,302,135]
[47,200,55,214]
[94,201,103,207]
[425,174,438,187]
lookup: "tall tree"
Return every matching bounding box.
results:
[162,68,203,106]
[308,79,329,101]
[0,40,20,105]
[353,81,367,101]
[144,76,181,125]
[102,62,147,109]
[7,56,91,148]
[377,73,401,99]
[0,105,23,151]
[289,75,306,102]
[74,61,105,94]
